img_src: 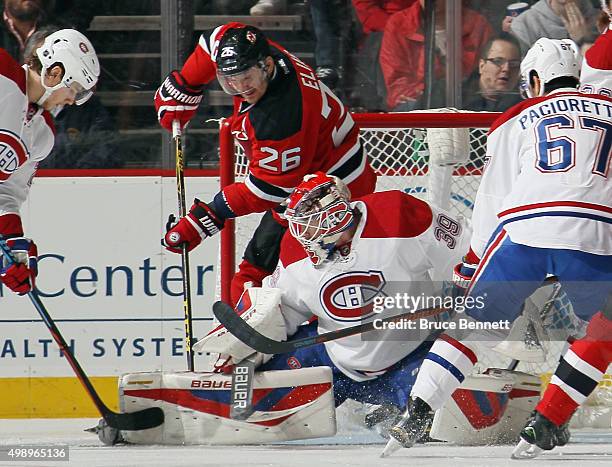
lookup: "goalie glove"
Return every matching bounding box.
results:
[154,70,203,132]
[0,237,38,295]
[194,288,288,370]
[162,199,225,253]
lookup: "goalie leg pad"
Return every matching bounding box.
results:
[430,369,540,445]
[117,367,335,445]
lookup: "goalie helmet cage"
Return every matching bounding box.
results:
[217,111,611,427]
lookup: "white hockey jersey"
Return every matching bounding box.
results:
[470,89,612,259]
[579,28,612,97]
[263,191,470,381]
[0,48,55,222]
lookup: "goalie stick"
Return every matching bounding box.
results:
[0,238,164,431]
[212,300,448,354]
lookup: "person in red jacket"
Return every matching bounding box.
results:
[350,1,416,109]
[352,0,416,35]
[154,23,377,306]
[380,0,493,110]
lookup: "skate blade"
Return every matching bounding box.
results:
[511,438,543,459]
[380,437,402,458]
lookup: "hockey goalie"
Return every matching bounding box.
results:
[103,174,565,446]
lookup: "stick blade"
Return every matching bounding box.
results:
[212,301,285,354]
[104,407,164,431]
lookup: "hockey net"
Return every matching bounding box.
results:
[218,111,611,428]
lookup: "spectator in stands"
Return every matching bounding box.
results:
[510,0,599,54]
[1,0,52,61]
[350,0,416,109]
[0,1,94,61]
[310,0,349,90]
[250,0,287,15]
[462,33,522,112]
[24,27,122,170]
[380,0,493,111]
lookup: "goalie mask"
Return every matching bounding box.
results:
[215,26,271,96]
[35,29,100,106]
[285,173,354,266]
[519,38,580,98]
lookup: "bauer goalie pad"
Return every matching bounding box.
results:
[430,369,540,445]
[493,282,587,362]
[116,367,335,445]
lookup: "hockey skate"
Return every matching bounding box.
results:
[380,397,433,457]
[364,404,401,439]
[511,412,570,459]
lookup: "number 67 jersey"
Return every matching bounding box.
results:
[470,90,612,259]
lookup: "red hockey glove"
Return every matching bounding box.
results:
[0,237,38,295]
[452,259,478,298]
[154,70,204,132]
[162,199,225,253]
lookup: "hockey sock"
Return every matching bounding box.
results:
[411,334,478,410]
[536,312,612,427]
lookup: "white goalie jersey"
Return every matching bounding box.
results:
[264,191,470,381]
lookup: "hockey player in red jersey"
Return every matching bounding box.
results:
[196,172,470,432]
[580,0,612,96]
[0,29,99,295]
[154,23,376,305]
[381,38,612,458]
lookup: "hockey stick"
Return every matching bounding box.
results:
[0,238,164,430]
[172,120,195,372]
[212,300,448,354]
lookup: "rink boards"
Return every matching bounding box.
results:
[0,175,221,417]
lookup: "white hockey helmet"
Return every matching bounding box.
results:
[285,172,354,266]
[36,28,100,105]
[519,38,581,98]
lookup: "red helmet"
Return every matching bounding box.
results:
[285,172,354,266]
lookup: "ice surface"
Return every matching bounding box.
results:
[1,418,611,467]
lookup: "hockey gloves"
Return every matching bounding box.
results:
[154,70,203,132]
[163,199,224,253]
[0,237,38,295]
[452,258,478,298]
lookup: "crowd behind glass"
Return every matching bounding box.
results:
[0,0,606,169]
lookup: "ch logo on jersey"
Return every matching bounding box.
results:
[0,130,28,181]
[319,271,386,322]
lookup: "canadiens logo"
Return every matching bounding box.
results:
[79,42,89,53]
[246,30,257,43]
[0,130,28,181]
[319,271,386,322]
[287,356,301,369]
